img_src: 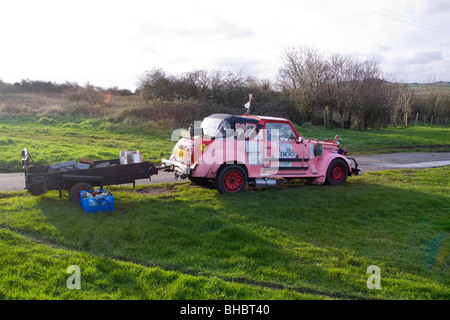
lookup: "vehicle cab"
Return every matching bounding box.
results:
[162,113,360,193]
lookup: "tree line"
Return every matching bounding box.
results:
[137,46,449,128]
[1,45,449,128]
[136,67,301,126]
[277,46,449,128]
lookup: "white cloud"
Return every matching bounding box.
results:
[414,0,450,16]
[405,50,444,65]
[383,49,448,82]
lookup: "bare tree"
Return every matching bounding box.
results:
[422,78,442,124]
[278,46,329,122]
[326,53,369,128]
[437,93,450,125]
[138,68,175,102]
[399,84,413,126]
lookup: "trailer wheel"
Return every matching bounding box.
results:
[326,159,348,186]
[215,165,247,194]
[69,182,93,203]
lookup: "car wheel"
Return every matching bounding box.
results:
[326,159,348,186]
[215,165,247,194]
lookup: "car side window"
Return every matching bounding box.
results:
[265,123,296,141]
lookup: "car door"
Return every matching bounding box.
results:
[262,122,304,176]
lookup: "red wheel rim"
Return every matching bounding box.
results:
[331,164,345,182]
[223,170,244,192]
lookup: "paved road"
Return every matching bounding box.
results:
[1,152,449,192]
[0,170,180,192]
[353,152,450,172]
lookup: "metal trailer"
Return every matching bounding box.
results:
[21,149,160,202]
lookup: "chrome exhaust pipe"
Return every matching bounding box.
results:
[253,178,277,188]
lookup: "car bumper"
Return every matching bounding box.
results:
[161,158,191,175]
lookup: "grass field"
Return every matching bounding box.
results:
[0,117,175,172]
[295,122,450,154]
[0,117,449,300]
[0,117,449,172]
[0,167,448,299]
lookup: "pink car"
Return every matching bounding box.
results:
[162,114,361,193]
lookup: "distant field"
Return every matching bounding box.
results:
[0,167,448,299]
[0,117,448,172]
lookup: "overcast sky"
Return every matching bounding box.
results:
[0,0,449,90]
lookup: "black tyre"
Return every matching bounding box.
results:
[215,165,247,194]
[326,159,348,186]
[69,182,93,203]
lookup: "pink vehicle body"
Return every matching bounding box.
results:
[162,114,360,193]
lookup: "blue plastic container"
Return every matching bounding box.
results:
[80,190,114,213]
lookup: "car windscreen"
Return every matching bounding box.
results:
[201,117,232,138]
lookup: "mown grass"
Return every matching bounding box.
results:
[0,117,449,172]
[0,117,175,172]
[0,167,448,299]
[295,123,450,154]
[0,228,312,300]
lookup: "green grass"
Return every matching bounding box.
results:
[0,117,175,172]
[0,229,311,300]
[295,123,450,154]
[0,167,448,299]
[0,116,448,299]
